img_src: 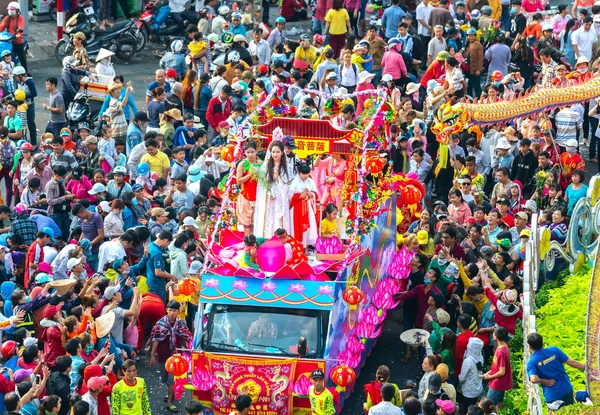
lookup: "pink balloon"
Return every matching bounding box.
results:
[256,238,286,272]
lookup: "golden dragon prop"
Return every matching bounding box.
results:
[431,75,600,145]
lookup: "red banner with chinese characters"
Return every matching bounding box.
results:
[204,353,298,415]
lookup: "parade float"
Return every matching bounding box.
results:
[159,84,427,415]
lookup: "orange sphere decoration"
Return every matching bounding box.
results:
[365,156,385,174]
[165,354,189,376]
[221,144,236,163]
[178,279,198,296]
[330,365,356,387]
[343,286,365,306]
[403,185,422,205]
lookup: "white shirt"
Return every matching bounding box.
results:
[368,402,404,415]
[416,2,433,36]
[572,26,598,60]
[97,240,126,273]
[248,39,272,65]
[169,0,186,13]
[446,67,464,91]
[340,63,359,87]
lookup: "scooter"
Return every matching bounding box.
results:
[65,77,101,132]
[135,0,197,51]
[55,0,138,63]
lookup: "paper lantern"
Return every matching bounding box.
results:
[403,185,422,205]
[330,365,356,387]
[343,286,364,306]
[256,238,286,272]
[165,355,189,376]
[178,279,197,296]
[220,144,236,163]
[365,156,385,174]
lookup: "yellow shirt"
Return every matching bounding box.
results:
[351,53,364,71]
[188,40,207,58]
[321,218,339,236]
[294,46,318,67]
[309,386,336,415]
[325,8,350,35]
[141,151,170,176]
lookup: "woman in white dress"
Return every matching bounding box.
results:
[254,140,291,238]
[94,48,116,78]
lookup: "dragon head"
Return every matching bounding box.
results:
[431,101,470,145]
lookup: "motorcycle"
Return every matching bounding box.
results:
[66,77,101,132]
[55,0,138,63]
[135,0,197,52]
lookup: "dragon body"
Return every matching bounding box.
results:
[431,74,600,144]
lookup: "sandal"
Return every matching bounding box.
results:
[165,405,178,413]
[163,396,169,403]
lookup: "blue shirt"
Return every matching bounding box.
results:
[231,24,247,37]
[526,346,573,402]
[145,81,172,99]
[362,53,374,72]
[146,242,166,290]
[31,214,62,237]
[107,180,133,199]
[565,184,588,216]
[198,84,212,111]
[126,122,144,155]
[174,126,197,162]
[382,5,405,39]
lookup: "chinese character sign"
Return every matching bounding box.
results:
[205,353,297,415]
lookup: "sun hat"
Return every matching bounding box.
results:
[95,312,115,338]
[358,71,375,84]
[84,136,98,145]
[576,56,590,66]
[183,216,200,229]
[405,82,420,95]
[566,138,578,148]
[382,73,393,82]
[417,230,429,245]
[496,137,511,150]
[436,51,449,61]
[166,68,177,78]
[48,279,76,295]
[73,32,86,41]
[188,166,204,183]
[95,48,114,62]
[436,308,451,325]
[189,260,202,275]
[326,72,338,80]
[107,81,123,94]
[164,108,183,121]
[522,200,537,212]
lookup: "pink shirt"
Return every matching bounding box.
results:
[66,175,95,203]
[356,82,376,114]
[381,50,407,79]
[521,0,543,13]
[448,202,473,225]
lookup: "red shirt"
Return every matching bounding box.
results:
[485,288,523,335]
[281,0,303,19]
[500,213,514,228]
[489,345,513,391]
[420,60,445,89]
[455,330,474,377]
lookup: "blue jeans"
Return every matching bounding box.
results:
[150,284,167,304]
[312,17,323,34]
[50,213,70,240]
[46,121,68,141]
[501,5,510,31]
[372,68,382,86]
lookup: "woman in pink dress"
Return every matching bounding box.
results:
[356,71,376,114]
[314,153,347,208]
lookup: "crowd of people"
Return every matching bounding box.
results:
[0,0,596,412]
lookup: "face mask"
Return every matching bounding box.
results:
[8,10,15,16]
[132,198,138,205]
[467,146,473,153]
[579,67,588,74]
[495,81,501,87]
[45,149,52,155]
[85,344,94,354]
[424,278,431,284]
[510,7,516,14]
[59,178,65,183]
[567,147,577,154]
[122,269,130,275]
[438,258,448,265]
[236,116,243,123]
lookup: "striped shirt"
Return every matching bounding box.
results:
[49,149,78,170]
[555,108,582,146]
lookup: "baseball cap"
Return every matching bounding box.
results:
[132,183,143,192]
[13,369,33,383]
[520,229,531,238]
[436,308,451,325]
[84,136,98,145]
[43,304,62,319]
[436,399,455,415]
[428,374,442,390]
[282,135,297,149]
[67,257,83,270]
[481,245,494,256]
[23,337,38,347]
[97,201,111,214]
[89,183,107,195]
[403,11,413,19]
[515,211,528,220]
[311,369,324,379]
[41,227,55,241]
[218,120,231,129]
[496,197,510,205]
[166,68,177,78]
[35,273,53,284]
[382,73,393,82]
[113,166,127,175]
[104,286,119,300]
[88,376,108,391]
[189,260,202,275]
[417,230,429,245]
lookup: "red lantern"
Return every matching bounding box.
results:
[220,144,236,163]
[178,279,198,296]
[343,286,364,306]
[365,156,385,174]
[330,365,356,387]
[403,185,422,205]
[165,355,189,376]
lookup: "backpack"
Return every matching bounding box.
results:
[339,63,358,84]
[0,139,15,169]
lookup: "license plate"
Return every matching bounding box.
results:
[84,6,94,15]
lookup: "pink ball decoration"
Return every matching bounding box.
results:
[256,238,287,272]
[315,236,343,254]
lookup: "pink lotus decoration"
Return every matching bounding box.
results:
[192,367,217,391]
[261,281,277,291]
[388,248,414,280]
[372,285,400,311]
[354,321,382,339]
[360,305,386,326]
[339,335,366,369]
[290,283,305,293]
[291,374,312,396]
[346,334,366,355]
[233,279,248,290]
[318,285,334,295]
[315,236,343,254]
[204,278,220,288]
